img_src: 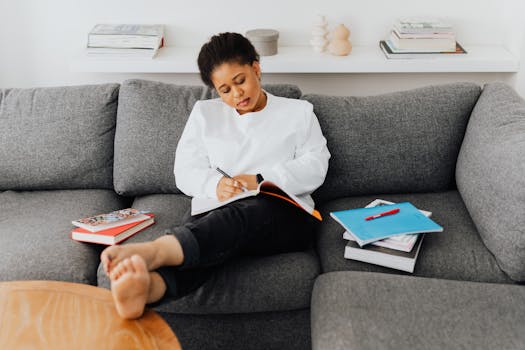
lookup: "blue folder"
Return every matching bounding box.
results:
[330,202,443,247]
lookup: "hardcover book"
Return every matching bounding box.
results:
[72,208,151,232]
[71,214,155,245]
[344,233,424,273]
[380,40,467,59]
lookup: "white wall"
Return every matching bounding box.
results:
[1,0,524,96]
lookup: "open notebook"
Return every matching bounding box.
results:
[191,180,322,221]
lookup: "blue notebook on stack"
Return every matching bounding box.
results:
[330,202,443,247]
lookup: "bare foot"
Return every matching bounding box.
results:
[101,241,159,275]
[109,255,150,319]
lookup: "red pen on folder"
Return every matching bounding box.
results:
[365,208,400,221]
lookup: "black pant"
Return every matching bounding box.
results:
[156,193,317,300]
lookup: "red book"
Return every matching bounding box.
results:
[71,214,155,245]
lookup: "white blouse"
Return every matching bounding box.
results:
[174,92,330,208]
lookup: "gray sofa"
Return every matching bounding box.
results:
[1,79,523,350]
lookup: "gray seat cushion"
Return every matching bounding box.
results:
[113,79,303,197]
[0,190,127,284]
[97,193,320,313]
[456,82,525,282]
[303,83,481,203]
[311,271,525,350]
[0,84,119,190]
[316,191,513,283]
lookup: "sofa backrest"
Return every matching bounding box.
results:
[456,82,525,282]
[0,84,119,190]
[303,83,481,203]
[113,79,302,196]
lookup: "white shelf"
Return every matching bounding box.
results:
[70,45,519,74]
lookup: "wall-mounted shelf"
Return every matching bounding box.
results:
[70,45,519,74]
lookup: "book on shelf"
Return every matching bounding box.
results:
[72,214,155,245]
[342,199,432,252]
[380,40,467,59]
[191,180,322,221]
[389,30,456,51]
[72,208,151,232]
[392,28,455,39]
[330,201,442,247]
[86,24,164,58]
[85,46,163,59]
[394,17,454,34]
[344,233,424,273]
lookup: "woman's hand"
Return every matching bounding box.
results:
[233,174,258,191]
[216,177,248,201]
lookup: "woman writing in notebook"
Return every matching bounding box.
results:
[100,32,330,319]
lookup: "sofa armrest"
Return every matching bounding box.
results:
[456,82,525,282]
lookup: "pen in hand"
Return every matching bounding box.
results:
[216,167,248,192]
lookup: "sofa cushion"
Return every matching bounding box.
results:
[113,79,302,196]
[316,191,513,283]
[456,83,525,282]
[0,84,119,190]
[0,190,128,284]
[97,193,320,313]
[302,83,481,203]
[311,271,525,350]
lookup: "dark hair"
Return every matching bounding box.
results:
[197,32,260,88]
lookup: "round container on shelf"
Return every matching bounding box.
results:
[246,29,279,56]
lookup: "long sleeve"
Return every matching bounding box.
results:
[260,103,330,196]
[174,102,222,199]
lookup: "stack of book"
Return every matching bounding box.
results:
[86,24,164,59]
[71,208,155,245]
[330,200,443,273]
[380,18,466,59]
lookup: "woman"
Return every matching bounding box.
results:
[100,32,330,319]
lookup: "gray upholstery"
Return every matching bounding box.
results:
[2,80,523,350]
[0,190,127,284]
[0,84,119,190]
[113,80,303,197]
[304,83,481,203]
[153,251,319,314]
[312,271,525,350]
[160,309,310,350]
[456,83,525,282]
[316,191,513,283]
[113,80,212,196]
[97,193,320,314]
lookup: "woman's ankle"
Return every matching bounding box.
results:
[153,235,185,267]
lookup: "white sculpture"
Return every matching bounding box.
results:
[310,15,329,53]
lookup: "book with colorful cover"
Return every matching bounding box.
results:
[342,199,432,252]
[71,214,155,245]
[330,202,443,247]
[72,208,151,232]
